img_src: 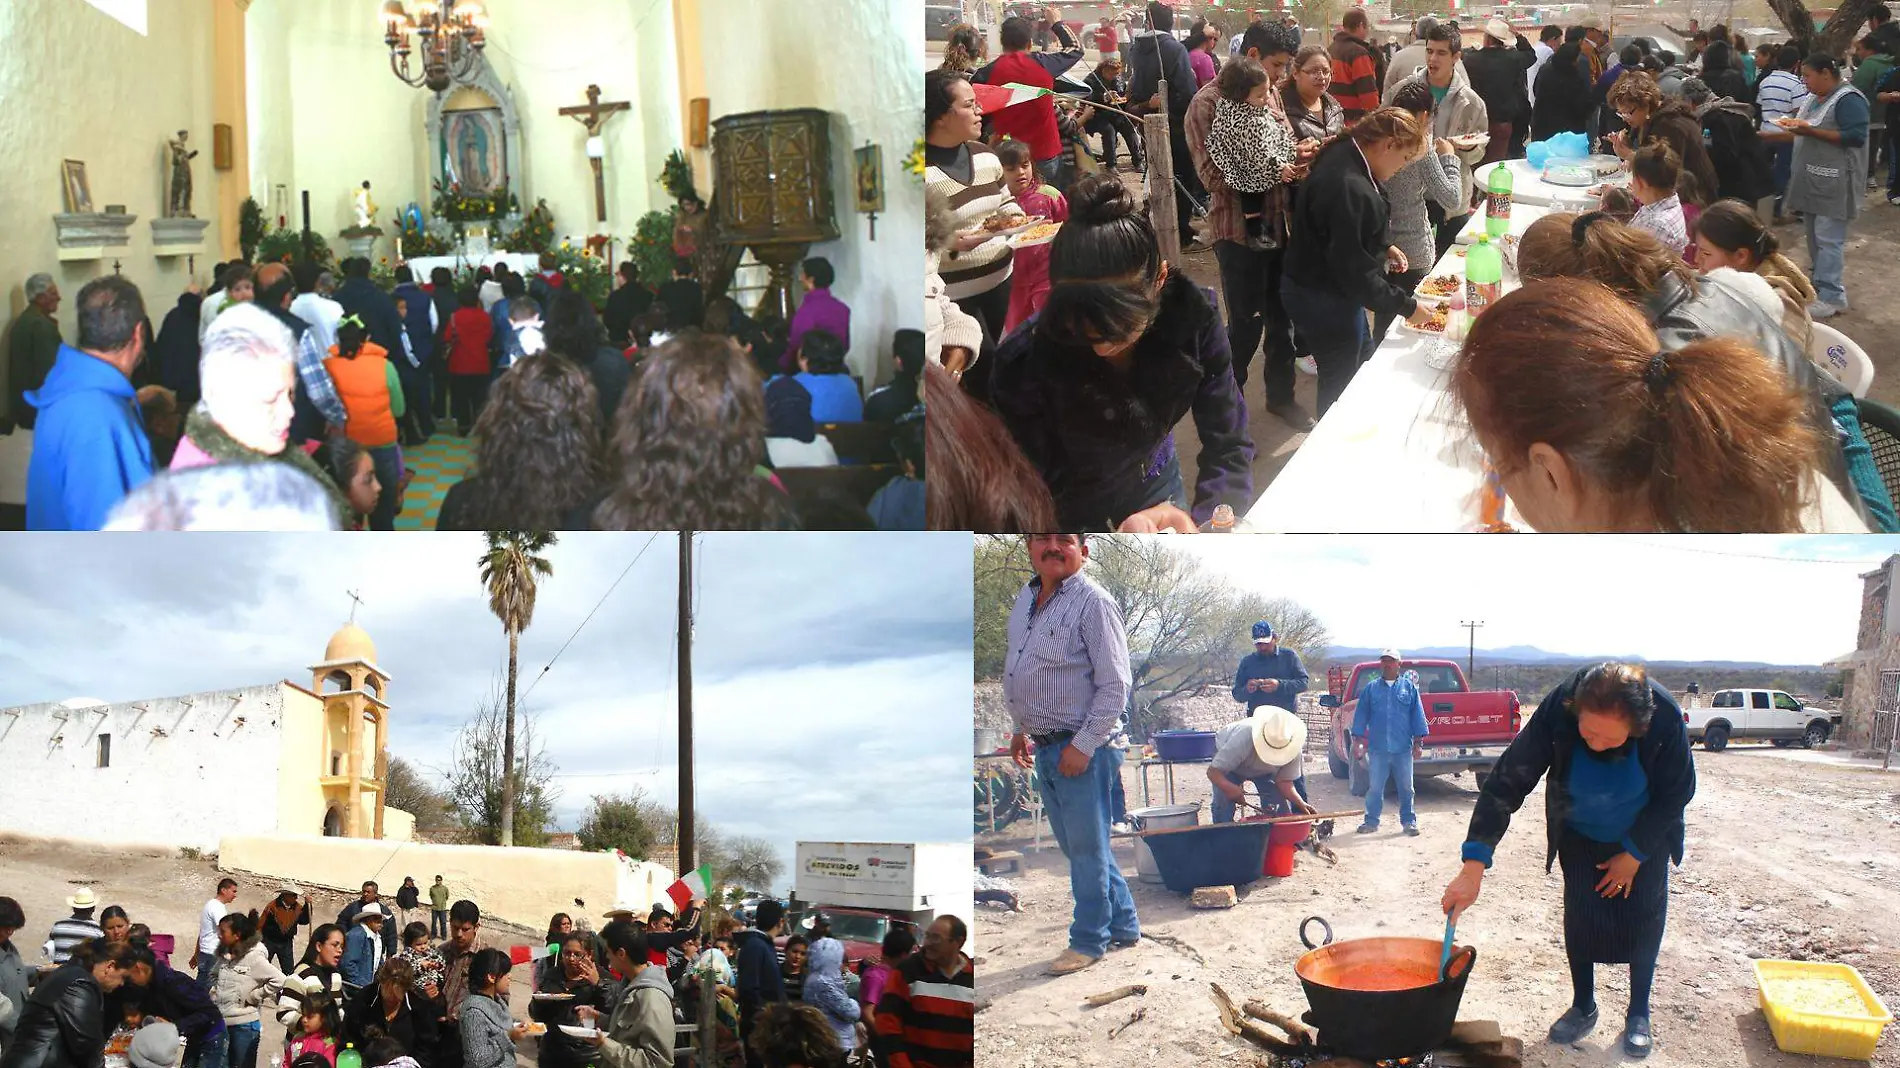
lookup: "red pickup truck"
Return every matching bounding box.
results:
[1317,659,1521,796]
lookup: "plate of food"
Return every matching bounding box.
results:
[1418,274,1461,299]
[978,212,1043,236]
[1008,221,1064,248]
[531,992,577,1001]
[1398,300,1450,336]
[1449,132,1490,150]
[557,1025,599,1039]
[526,1023,548,1037]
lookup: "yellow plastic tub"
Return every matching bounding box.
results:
[1754,959,1893,1061]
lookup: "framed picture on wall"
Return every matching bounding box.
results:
[62,159,93,214]
[854,143,883,215]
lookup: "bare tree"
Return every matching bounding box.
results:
[385,756,456,830]
[721,835,785,893]
[444,684,561,848]
[975,535,1030,678]
[1765,0,1882,57]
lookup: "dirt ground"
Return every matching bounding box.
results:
[974,743,1900,1068]
[0,840,542,1066]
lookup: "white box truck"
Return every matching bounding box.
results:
[787,841,974,962]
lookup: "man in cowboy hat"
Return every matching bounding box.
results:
[43,887,103,965]
[260,883,310,973]
[1232,620,1310,715]
[1207,708,1320,823]
[340,902,387,992]
[1353,649,1431,836]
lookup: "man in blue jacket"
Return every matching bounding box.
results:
[1352,649,1431,836]
[1232,620,1309,714]
[733,900,787,1068]
[25,276,155,530]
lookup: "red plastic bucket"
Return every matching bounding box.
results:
[1269,820,1312,846]
[1265,842,1297,877]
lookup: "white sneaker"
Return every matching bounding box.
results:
[1889,195,1900,206]
[1808,301,1846,321]
[1295,355,1319,376]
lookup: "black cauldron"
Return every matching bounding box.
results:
[1293,915,1477,1061]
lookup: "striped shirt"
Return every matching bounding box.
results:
[1756,69,1811,126]
[925,142,1014,302]
[874,954,973,1068]
[44,916,103,964]
[1002,570,1131,756]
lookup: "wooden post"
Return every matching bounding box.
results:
[1144,78,1181,265]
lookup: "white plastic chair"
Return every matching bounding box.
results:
[1809,322,1875,399]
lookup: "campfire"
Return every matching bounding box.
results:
[1210,985,1526,1068]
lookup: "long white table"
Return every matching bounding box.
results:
[405,251,540,276]
[1473,158,1625,210]
[1242,226,1541,533]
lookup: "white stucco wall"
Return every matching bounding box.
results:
[0,1,223,505]
[244,0,680,242]
[220,834,632,932]
[0,684,287,852]
[689,0,924,388]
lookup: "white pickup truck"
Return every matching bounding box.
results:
[1685,688,1837,751]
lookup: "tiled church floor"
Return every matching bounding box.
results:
[394,428,474,530]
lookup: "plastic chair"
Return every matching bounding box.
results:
[1810,322,1875,399]
[1854,397,1900,513]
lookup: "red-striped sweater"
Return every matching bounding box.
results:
[874,953,973,1068]
[1328,30,1388,121]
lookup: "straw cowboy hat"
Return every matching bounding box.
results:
[354,902,386,923]
[278,883,302,898]
[67,887,97,910]
[1249,707,1306,766]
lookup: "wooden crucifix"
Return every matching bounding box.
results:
[559,84,631,223]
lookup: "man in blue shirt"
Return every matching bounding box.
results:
[25,276,155,530]
[1232,620,1309,713]
[1352,649,1431,836]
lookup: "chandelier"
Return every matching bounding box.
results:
[381,0,488,93]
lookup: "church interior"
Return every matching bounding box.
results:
[0,0,922,525]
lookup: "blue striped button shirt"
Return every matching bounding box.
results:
[1002,570,1131,756]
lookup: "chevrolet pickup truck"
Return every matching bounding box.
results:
[1318,659,1522,796]
[1685,688,1836,751]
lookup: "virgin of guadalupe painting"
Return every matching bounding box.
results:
[442,108,507,195]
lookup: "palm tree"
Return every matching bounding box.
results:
[480,530,556,846]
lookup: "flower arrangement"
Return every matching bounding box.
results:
[661,149,698,204]
[628,208,679,295]
[257,227,333,267]
[432,178,517,223]
[500,199,556,254]
[239,197,268,262]
[904,137,926,182]
[397,215,453,257]
[369,256,398,291]
[552,242,613,309]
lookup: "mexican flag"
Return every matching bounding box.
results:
[972,82,1052,113]
[665,865,714,911]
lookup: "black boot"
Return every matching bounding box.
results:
[1548,1004,1599,1046]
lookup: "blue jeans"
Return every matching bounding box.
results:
[369,443,402,531]
[225,1021,260,1068]
[190,1027,228,1068]
[1280,278,1373,417]
[1805,214,1849,308]
[1888,127,1899,197]
[432,908,449,938]
[1211,773,1309,822]
[195,955,217,989]
[1771,142,1794,210]
[1363,748,1417,828]
[1036,743,1140,956]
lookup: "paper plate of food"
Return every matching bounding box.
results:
[532,992,577,1001]
[557,1025,599,1039]
[1417,274,1461,299]
[1397,300,1450,336]
[978,212,1044,237]
[1449,132,1490,150]
[1008,220,1064,248]
[526,1023,548,1037]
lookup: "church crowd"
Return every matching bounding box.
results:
[5,248,922,532]
[924,2,1898,534]
[0,878,972,1068]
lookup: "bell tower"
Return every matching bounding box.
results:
[311,620,392,839]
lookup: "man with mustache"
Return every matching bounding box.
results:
[1003,534,1136,976]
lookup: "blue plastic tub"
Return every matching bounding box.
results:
[1152,729,1218,761]
[1141,820,1273,893]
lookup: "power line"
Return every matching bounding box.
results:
[520,533,662,703]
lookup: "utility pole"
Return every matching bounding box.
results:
[1460,620,1485,681]
[678,532,694,876]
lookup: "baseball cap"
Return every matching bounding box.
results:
[1252,621,1275,642]
[1379,648,1402,661]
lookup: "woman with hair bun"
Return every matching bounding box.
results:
[972,172,1253,532]
[1450,280,1867,532]
[1691,199,1817,347]
[1442,662,1696,1059]
[1516,211,1893,530]
[1282,106,1440,415]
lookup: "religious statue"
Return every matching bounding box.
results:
[353,180,378,228]
[166,130,198,218]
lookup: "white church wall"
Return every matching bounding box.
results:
[276,685,329,836]
[689,0,924,388]
[244,0,679,245]
[0,684,288,852]
[0,1,223,506]
[221,833,623,932]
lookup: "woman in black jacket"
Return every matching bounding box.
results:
[526,935,609,1068]
[1,940,144,1068]
[1281,107,1439,416]
[347,958,436,1067]
[1441,663,1696,1060]
[1698,40,1750,102]
[1533,39,1594,140]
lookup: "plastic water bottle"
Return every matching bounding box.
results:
[1465,235,1502,319]
[337,1044,362,1068]
[1199,504,1236,533]
[1485,164,1513,240]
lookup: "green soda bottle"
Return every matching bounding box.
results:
[1465,234,1502,318]
[1485,163,1513,239]
[337,1044,362,1068]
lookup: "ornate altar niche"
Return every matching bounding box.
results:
[426,53,524,223]
[711,108,839,324]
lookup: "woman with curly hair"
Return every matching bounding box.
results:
[591,331,795,530]
[542,288,631,426]
[939,23,985,74]
[435,355,603,531]
[749,1002,845,1068]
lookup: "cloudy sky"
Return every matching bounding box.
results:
[0,533,972,890]
[1161,535,1900,665]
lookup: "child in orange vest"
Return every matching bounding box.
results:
[324,315,405,529]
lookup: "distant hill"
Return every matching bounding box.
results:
[1318,650,1837,703]
[1326,646,1823,671]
